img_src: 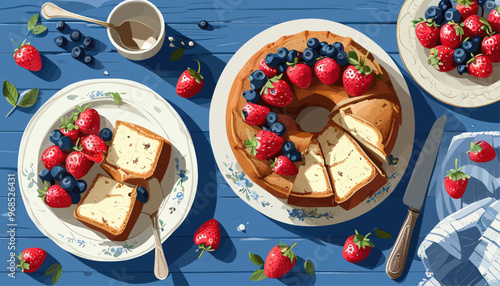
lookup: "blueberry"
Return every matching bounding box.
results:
[302,48,319,65]
[438,0,453,12]
[307,38,321,51]
[333,42,344,51]
[453,48,468,64]
[56,20,66,31]
[472,35,482,44]
[271,122,286,137]
[266,112,278,127]
[74,180,87,193]
[282,142,296,154]
[444,8,461,23]
[334,50,348,66]
[50,166,67,181]
[265,53,281,67]
[136,186,149,203]
[69,191,81,204]
[84,55,94,65]
[53,36,67,47]
[461,40,478,53]
[98,128,113,141]
[322,44,338,58]
[50,130,63,145]
[39,169,53,182]
[71,46,84,59]
[198,20,209,30]
[82,37,95,50]
[277,62,288,73]
[261,126,270,131]
[248,70,267,90]
[425,6,444,25]
[242,109,248,121]
[60,175,76,192]
[287,50,299,63]
[457,64,468,75]
[286,150,302,162]
[57,136,73,151]
[477,0,487,6]
[320,41,328,50]
[242,89,260,104]
[70,29,81,42]
[276,47,289,62]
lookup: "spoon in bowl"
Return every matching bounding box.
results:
[41,2,157,50]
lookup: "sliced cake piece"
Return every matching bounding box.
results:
[101,121,171,186]
[331,95,401,163]
[317,123,388,210]
[74,174,143,241]
[288,139,334,207]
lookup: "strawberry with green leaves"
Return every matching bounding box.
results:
[11,14,47,71]
[241,103,270,125]
[263,241,297,279]
[462,15,491,38]
[176,59,204,98]
[467,141,496,162]
[342,230,374,263]
[59,116,79,144]
[412,18,440,49]
[440,22,464,48]
[38,183,72,208]
[428,45,457,72]
[245,129,284,160]
[72,104,100,135]
[17,247,63,284]
[260,74,294,107]
[455,0,479,21]
[444,159,470,199]
[271,156,298,176]
[342,51,375,97]
[287,57,312,88]
[79,135,108,163]
[194,219,220,258]
[489,6,500,33]
[467,54,493,78]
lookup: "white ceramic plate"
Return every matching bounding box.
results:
[397,0,500,108]
[18,79,198,261]
[209,19,415,226]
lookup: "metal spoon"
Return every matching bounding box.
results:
[41,2,157,50]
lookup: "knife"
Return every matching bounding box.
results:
[386,114,447,279]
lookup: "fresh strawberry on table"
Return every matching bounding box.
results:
[72,105,100,135]
[271,156,298,176]
[455,0,479,21]
[440,22,464,48]
[79,135,108,163]
[467,54,493,78]
[241,103,270,126]
[16,247,46,272]
[245,129,284,160]
[287,57,312,88]
[38,184,72,208]
[444,158,470,199]
[194,219,220,258]
[59,116,79,144]
[342,230,374,263]
[489,6,500,33]
[176,59,204,98]
[412,18,440,49]
[41,145,67,170]
[467,141,496,162]
[428,45,457,72]
[342,51,374,97]
[264,241,298,279]
[12,41,42,71]
[314,57,340,85]
[462,15,491,38]
[66,150,94,179]
[259,59,278,78]
[481,34,500,63]
[260,74,294,107]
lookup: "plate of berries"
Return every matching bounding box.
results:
[398,0,500,107]
[18,79,198,261]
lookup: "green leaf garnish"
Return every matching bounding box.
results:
[249,269,266,281]
[27,14,38,32]
[375,229,393,239]
[445,158,470,182]
[32,25,47,35]
[17,88,39,107]
[170,48,185,61]
[3,79,18,107]
[304,260,315,276]
[249,252,264,266]
[3,80,39,118]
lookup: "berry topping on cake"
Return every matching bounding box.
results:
[244,129,284,160]
[272,156,298,176]
[286,57,312,88]
[241,103,270,125]
[315,57,341,85]
[260,74,294,107]
[259,59,278,78]
[342,51,374,96]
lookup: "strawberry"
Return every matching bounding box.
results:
[59,116,79,144]
[271,156,298,176]
[241,103,270,125]
[342,230,374,263]
[412,18,440,49]
[467,54,493,78]
[440,22,464,48]
[444,158,470,199]
[286,57,312,88]
[72,105,100,135]
[428,45,457,72]
[16,248,46,273]
[259,59,278,78]
[314,57,340,85]
[455,0,479,21]
[467,141,496,162]
[264,242,297,279]
[481,34,500,63]
[260,74,294,107]
[194,219,220,258]
[66,151,94,179]
[41,145,67,170]
[462,15,491,38]
[12,41,42,71]
[38,184,72,208]
[245,129,284,160]
[489,6,500,33]
[176,59,204,98]
[342,51,374,97]
[78,135,108,163]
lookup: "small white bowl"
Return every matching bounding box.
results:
[107,0,165,61]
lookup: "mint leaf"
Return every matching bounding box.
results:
[18,88,38,107]
[304,260,315,276]
[28,14,38,31]
[249,269,266,281]
[45,263,59,276]
[51,264,62,285]
[32,25,47,35]
[375,228,393,239]
[249,252,264,266]
[3,80,18,106]
[348,50,359,62]
[171,48,185,61]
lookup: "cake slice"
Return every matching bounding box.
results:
[287,139,334,207]
[74,174,143,241]
[101,121,171,186]
[331,95,401,164]
[317,123,388,210]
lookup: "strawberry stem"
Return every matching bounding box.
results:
[194,59,201,74]
[5,105,17,118]
[289,242,297,251]
[197,248,205,259]
[11,39,21,49]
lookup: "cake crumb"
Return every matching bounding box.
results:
[104,70,109,76]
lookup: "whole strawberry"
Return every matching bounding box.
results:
[12,41,42,71]
[245,129,284,160]
[73,105,100,135]
[462,15,491,38]
[440,22,464,48]
[412,18,440,49]
[287,57,312,88]
[38,185,72,208]
[455,0,479,21]
[176,59,204,98]
[467,54,493,78]
[481,34,500,63]
[342,230,374,263]
[259,59,278,78]
[66,151,94,179]
[261,74,294,107]
[444,158,470,199]
[242,103,270,125]
[489,6,500,33]
[16,248,46,272]
[59,116,79,144]
[194,219,220,258]
[41,145,67,170]
[79,135,108,163]
[467,141,496,162]
[342,51,374,97]
[428,45,457,72]
[264,242,297,279]
[314,57,340,85]
[271,156,298,176]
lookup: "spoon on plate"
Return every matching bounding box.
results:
[41,2,157,50]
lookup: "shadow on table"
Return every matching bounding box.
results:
[24,252,61,285]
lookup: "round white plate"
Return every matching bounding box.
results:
[18,79,198,261]
[397,0,500,108]
[209,19,415,226]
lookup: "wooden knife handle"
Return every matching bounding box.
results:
[386,208,419,279]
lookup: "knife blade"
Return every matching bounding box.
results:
[386,114,447,279]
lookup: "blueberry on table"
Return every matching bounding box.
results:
[136,186,149,203]
[98,128,113,141]
[276,47,289,62]
[39,169,53,182]
[286,150,302,162]
[84,55,94,65]
[302,48,319,65]
[444,8,461,23]
[60,175,76,192]
[53,36,67,47]
[271,122,286,137]
[322,44,338,58]
[265,53,281,67]
[287,50,299,63]
[333,42,344,51]
[457,65,468,75]
[69,191,81,204]
[248,70,267,90]
[282,141,296,154]
[425,6,443,25]
[71,46,84,59]
[266,112,278,127]
[50,166,67,181]
[453,48,468,64]
[461,40,478,53]
[438,0,452,12]
[74,180,87,193]
[56,20,66,31]
[57,136,73,151]
[198,20,209,30]
[334,50,348,66]
[242,89,260,104]
[70,29,81,41]
[82,37,95,50]
[50,130,63,145]
[307,38,320,50]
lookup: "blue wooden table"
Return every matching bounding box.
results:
[0,1,499,285]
